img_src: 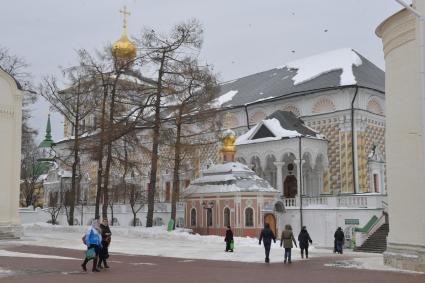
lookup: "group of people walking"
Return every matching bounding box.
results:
[226,224,345,263]
[258,223,312,263]
[80,219,345,271]
[81,218,112,272]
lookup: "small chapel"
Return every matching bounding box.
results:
[184,113,279,237]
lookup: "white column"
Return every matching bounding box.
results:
[294,159,305,206]
[273,161,285,194]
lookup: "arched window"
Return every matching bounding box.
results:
[207,208,213,227]
[245,207,254,227]
[224,207,230,227]
[190,208,197,226]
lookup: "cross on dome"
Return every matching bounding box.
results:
[119,6,131,30]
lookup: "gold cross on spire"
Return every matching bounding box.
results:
[119,5,131,30]
[226,112,231,129]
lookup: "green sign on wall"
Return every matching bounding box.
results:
[345,219,360,225]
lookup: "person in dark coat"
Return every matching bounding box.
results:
[259,223,276,263]
[334,227,345,254]
[98,218,112,269]
[298,226,313,259]
[280,224,297,263]
[224,225,234,252]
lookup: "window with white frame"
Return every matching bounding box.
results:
[245,207,254,227]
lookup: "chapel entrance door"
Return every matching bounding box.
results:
[264,214,277,237]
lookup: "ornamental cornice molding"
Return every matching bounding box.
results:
[0,104,15,119]
[377,9,416,58]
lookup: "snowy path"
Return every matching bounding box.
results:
[1,223,420,274]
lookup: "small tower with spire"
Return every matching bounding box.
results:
[38,114,55,162]
[221,112,236,163]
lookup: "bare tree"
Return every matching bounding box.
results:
[40,64,100,225]
[138,19,205,227]
[128,182,146,227]
[20,140,46,207]
[44,191,63,225]
[164,58,219,229]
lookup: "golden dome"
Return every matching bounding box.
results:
[222,113,236,153]
[112,6,137,61]
[222,129,236,153]
[112,34,137,61]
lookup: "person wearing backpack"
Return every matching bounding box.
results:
[81,220,102,272]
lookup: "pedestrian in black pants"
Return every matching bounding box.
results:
[98,218,112,269]
[259,223,276,263]
[81,221,102,272]
[298,226,313,259]
[224,225,234,252]
[334,227,345,254]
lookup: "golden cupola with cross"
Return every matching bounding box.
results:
[112,6,137,62]
[221,112,237,162]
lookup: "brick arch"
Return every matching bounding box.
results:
[367,99,384,115]
[282,104,301,116]
[312,98,336,114]
[249,111,266,124]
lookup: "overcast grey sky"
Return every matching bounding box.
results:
[0,0,402,142]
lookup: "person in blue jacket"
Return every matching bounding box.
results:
[81,220,102,272]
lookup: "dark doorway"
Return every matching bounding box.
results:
[284,175,297,198]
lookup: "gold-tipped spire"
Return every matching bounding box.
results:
[112,5,137,62]
[221,112,236,162]
[226,112,231,129]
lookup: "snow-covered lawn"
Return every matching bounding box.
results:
[0,223,421,274]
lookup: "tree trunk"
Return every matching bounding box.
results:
[110,203,114,226]
[102,141,113,218]
[102,86,117,219]
[69,98,80,226]
[95,91,108,220]
[171,119,182,230]
[146,54,166,227]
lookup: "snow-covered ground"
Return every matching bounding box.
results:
[0,223,421,274]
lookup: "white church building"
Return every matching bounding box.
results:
[202,48,388,248]
[35,48,388,249]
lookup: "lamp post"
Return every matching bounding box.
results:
[202,200,214,235]
[394,0,425,180]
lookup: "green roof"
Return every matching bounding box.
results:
[39,114,54,148]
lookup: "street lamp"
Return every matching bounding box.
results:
[202,200,214,235]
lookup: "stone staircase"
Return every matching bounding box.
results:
[0,231,18,240]
[354,223,389,253]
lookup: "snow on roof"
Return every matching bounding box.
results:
[202,162,252,175]
[236,118,300,145]
[58,170,72,178]
[282,48,363,86]
[212,90,238,107]
[37,174,48,183]
[236,111,325,145]
[184,162,278,195]
[248,96,275,105]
